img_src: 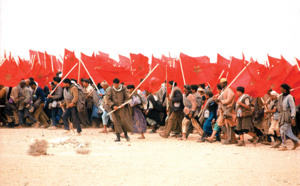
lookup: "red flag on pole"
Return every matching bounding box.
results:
[0,58,25,87]
[63,49,79,80]
[130,53,149,81]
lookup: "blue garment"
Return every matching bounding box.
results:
[203,102,218,135]
[91,104,101,118]
[51,107,63,127]
[35,87,45,103]
[99,88,105,96]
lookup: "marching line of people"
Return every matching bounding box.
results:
[0,76,299,151]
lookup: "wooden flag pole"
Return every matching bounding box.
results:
[107,99,132,115]
[218,70,225,80]
[79,58,100,94]
[78,59,81,83]
[49,63,78,95]
[129,64,159,97]
[295,57,300,71]
[218,61,252,99]
[179,57,186,85]
[226,57,233,79]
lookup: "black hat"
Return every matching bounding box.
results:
[63,78,71,84]
[81,78,89,83]
[53,77,61,83]
[184,84,191,91]
[168,80,177,86]
[280,84,291,92]
[127,84,135,89]
[113,78,120,84]
[191,85,199,91]
[205,90,213,98]
[236,86,245,93]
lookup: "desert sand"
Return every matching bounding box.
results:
[0,127,299,186]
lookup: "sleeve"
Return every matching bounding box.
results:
[221,89,235,105]
[124,88,130,102]
[51,86,63,100]
[71,87,78,104]
[171,90,182,102]
[105,87,116,109]
[288,96,296,117]
[0,88,6,99]
[23,89,30,104]
[190,95,197,112]
[39,89,45,103]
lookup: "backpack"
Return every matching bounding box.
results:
[73,84,86,112]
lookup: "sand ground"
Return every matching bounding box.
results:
[0,127,299,186]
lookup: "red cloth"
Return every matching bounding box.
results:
[130,53,149,81]
[63,49,79,80]
[180,53,213,85]
[0,58,25,87]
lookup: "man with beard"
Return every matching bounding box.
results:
[277,84,299,151]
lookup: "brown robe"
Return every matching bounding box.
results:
[106,85,133,133]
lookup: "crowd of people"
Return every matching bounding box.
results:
[0,74,299,151]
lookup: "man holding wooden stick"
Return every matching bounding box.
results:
[105,78,133,142]
[160,81,184,139]
[213,78,237,145]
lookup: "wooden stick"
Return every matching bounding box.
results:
[107,99,132,115]
[78,58,81,84]
[295,57,300,71]
[226,57,232,79]
[49,63,78,95]
[179,57,186,85]
[129,64,159,97]
[78,58,100,94]
[218,70,225,80]
[218,61,252,99]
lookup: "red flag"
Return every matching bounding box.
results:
[118,55,131,69]
[52,56,62,73]
[162,55,184,92]
[95,66,138,86]
[0,59,25,87]
[140,56,166,93]
[274,65,300,93]
[63,49,79,80]
[217,53,230,69]
[227,56,246,83]
[130,53,149,80]
[291,87,300,105]
[80,52,104,84]
[180,53,213,85]
[267,54,281,68]
[98,51,109,59]
[264,56,293,90]
[296,58,300,70]
[18,57,32,77]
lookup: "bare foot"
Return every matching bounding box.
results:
[34,122,40,128]
[15,125,22,129]
[99,129,108,133]
[63,130,71,134]
[74,133,81,136]
[47,126,56,130]
[138,136,145,139]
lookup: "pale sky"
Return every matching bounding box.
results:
[1,0,300,64]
